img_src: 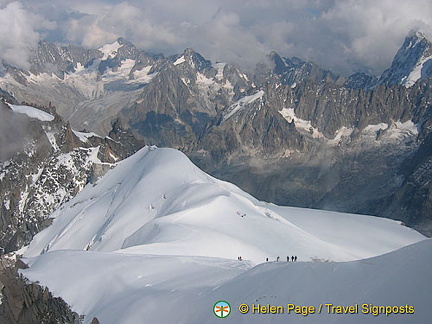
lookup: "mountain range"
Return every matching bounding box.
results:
[2,29,431,236]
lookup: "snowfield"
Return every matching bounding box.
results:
[8,104,55,122]
[21,147,429,323]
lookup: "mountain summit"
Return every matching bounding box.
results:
[379,30,432,87]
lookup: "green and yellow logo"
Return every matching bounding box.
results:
[213,301,231,318]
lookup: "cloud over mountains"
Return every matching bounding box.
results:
[0,0,431,75]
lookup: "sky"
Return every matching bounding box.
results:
[0,0,431,76]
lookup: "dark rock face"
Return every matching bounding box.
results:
[120,49,251,148]
[121,64,208,147]
[371,133,432,236]
[0,254,82,324]
[344,72,378,90]
[267,52,339,86]
[188,77,432,236]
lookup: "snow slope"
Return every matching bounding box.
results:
[24,147,424,262]
[21,147,428,323]
[223,90,264,121]
[8,104,54,122]
[22,232,431,324]
[191,238,432,324]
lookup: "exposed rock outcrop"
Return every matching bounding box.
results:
[0,254,82,324]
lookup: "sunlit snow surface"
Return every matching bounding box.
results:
[99,41,121,60]
[279,108,419,144]
[9,104,54,122]
[403,54,432,87]
[22,147,429,323]
[223,90,264,121]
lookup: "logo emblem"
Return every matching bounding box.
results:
[213,301,231,318]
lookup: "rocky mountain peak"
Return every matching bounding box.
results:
[265,52,338,86]
[112,37,138,60]
[30,41,102,77]
[178,48,212,72]
[379,29,432,87]
[269,51,287,75]
[408,29,430,44]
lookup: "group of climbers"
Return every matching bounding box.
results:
[264,256,298,262]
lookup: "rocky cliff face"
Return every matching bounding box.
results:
[185,50,432,236]
[371,131,432,236]
[0,254,82,323]
[266,52,340,86]
[120,49,250,148]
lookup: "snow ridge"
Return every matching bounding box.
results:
[8,104,54,122]
[24,147,425,263]
[21,147,428,323]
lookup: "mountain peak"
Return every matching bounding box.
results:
[268,51,286,74]
[116,37,127,45]
[404,28,432,51]
[173,48,211,71]
[407,28,432,43]
[378,29,432,87]
[183,47,197,56]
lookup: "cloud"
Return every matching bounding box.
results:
[2,0,432,75]
[317,0,432,74]
[0,1,54,69]
[0,101,31,161]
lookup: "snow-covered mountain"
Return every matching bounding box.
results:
[22,239,432,324]
[24,147,424,261]
[0,38,165,134]
[21,146,428,323]
[379,30,432,87]
[0,39,250,137]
